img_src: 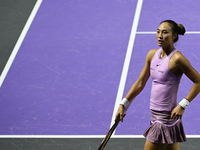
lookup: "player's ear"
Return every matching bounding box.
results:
[173,33,177,42]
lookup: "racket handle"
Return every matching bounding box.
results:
[98,117,120,150]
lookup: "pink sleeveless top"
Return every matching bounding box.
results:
[150,48,182,111]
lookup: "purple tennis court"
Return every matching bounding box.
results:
[0,0,200,149]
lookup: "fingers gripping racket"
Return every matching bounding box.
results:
[98,117,120,150]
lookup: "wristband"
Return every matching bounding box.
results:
[119,98,134,113]
[120,98,130,109]
[179,98,190,109]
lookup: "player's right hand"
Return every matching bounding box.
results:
[115,104,126,122]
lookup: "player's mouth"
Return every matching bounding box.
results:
[158,40,163,44]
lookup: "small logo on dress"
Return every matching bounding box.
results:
[150,67,155,70]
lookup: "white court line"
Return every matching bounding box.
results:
[0,135,200,138]
[110,0,143,133]
[0,0,43,87]
[0,135,144,138]
[136,31,200,34]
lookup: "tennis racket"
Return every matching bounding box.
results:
[98,117,120,150]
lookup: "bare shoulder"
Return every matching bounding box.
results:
[172,51,194,74]
[172,51,200,83]
[172,51,188,65]
[146,49,158,63]
[173,51,183,58]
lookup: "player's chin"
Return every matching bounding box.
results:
[157,42,163,47]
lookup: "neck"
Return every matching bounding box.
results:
[161,45,175,57]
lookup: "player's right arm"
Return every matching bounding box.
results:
[115,49,157,122]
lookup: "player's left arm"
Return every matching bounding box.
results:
[171,52,200,119]
[176,52,200,101]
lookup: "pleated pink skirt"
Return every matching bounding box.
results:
[143,110,186,144]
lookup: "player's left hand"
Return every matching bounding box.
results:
[170,105,185,119]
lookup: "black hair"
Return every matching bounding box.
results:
[160,20,186,42]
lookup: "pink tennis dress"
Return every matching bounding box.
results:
[143,48,186,144]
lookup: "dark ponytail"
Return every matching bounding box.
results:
[160,20,186,43]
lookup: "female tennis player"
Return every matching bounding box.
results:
[115,20,200,150]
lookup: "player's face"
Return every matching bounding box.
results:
[156,22,175,47]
